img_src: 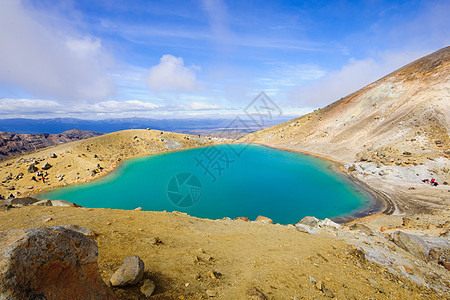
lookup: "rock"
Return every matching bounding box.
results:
[110,256,145,287]
[295,223,318,234]
[380,226,389,232]
[439,261,450,271]
[61,225,96,237]
[6,186,15,191]
[395,159,402,165]
[378,170,387,176]
[41,162,52,170]
[318,218,341,229]
[150,237,163,245]
[233,216,250,222]
[30,199,53,206]
[247,287,267,299]
[206,290,216,297]
[255,216,273,224]
[350,223,374,235]
[347,164,356,172]
[297,216,320,227]
[43,217,53,223]
[50,153,57,158]
[140,279,156,297]
[403,151,412,156]
[393,231,430,261]
[134,207,142,211]
[0,197,38,207]
[27,164,38,173]
[402,217,413,228]
[0,227,115,299]
[51,200,77,207]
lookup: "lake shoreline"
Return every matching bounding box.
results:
[250,142,395,223]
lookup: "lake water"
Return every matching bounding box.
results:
[38,144,371,224]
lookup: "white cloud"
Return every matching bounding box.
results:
[0,97,222,118]
[0,1,115,101]
[288,50,428,107]
[147,55,200,92]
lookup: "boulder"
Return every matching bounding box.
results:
[350,223,374,235]
[393,231,430,261]
[318,218,341,229]
[255,216,273,224]
[297,216,320,228]
[110,256,145,287]
[41,162,52,170]
[0,197,38,208]
[30,199,53,206]
[27,164,38,173]
[295,223,319,234]
[51,200,77,207]
[0,226,116,299]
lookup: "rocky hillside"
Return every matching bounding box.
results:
[241,47,450,170]
[0,129,103,161]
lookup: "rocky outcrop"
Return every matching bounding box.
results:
[110,256,145,287]
[0,129,102,161]
[393,230,430,261]
[0,226,116,299]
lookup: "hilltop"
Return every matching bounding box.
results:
[0,129,102,161]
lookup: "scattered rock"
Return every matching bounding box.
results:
[0,227,115,299]
[206,290,216,297]
[50,153,57,158]
[393,231,430,261]
[140,279,156,297]
[378,170,387,176]
[347,164,356,172]
[255,216,273,224]
[403,151,412,156]
[6,186,15,191]
[110,255,145,287]
[402,217,413,228]
[41,162,52,170]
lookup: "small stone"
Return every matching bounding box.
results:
[43,217,53,223]
[134,207,142,211]
[402,217,412,228]
[246,287,266,299]
[208,270,217,280]
[28,164,38,173]
[140,279,156,297]
[151,237,163,245]
[380,226,389,232]
[322,286,334,298]
[50,153,57,158]
[206,290,216,297]
[297,216,320,227]
[110,255,145,287]
[350,223,374,235]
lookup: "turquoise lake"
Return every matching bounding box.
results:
[38,144,371,224]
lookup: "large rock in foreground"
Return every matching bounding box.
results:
[0,226,116,299]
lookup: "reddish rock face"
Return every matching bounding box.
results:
[0,226,116,299]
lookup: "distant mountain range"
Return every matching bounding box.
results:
[0,117,289,136]
[0,129,102,161]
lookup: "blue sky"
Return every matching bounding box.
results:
[0,0,448,119]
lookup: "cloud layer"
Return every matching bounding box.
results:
[147,55,200,93]
[0,1,115,101]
